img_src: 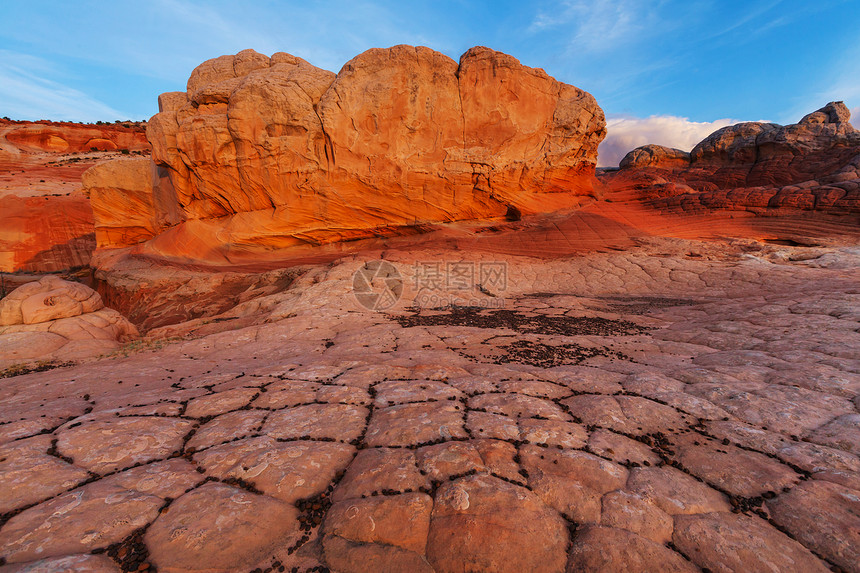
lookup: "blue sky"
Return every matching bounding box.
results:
[2,0,859,164]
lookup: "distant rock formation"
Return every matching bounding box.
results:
[605,102,860,214]
[0,119,149,154]
[0,120,150,273]
[84,46,606,265]
[0,277,138,366]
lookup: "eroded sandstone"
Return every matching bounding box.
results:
[85,46,605,265]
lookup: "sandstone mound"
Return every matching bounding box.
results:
[84,46,605,265]
[0,276,138,367]
[605,102,860,214]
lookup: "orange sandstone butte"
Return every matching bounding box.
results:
[83,46,606,265]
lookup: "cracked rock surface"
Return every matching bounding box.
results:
[1,237,859,572]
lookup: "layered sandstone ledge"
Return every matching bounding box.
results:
[83,46,606,265]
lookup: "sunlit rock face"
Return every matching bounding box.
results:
[85,46,605,264]
[607,102,860,214]
[0,194,94,273]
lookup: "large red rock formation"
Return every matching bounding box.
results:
[605,102,860,215]
[85,46,606,265]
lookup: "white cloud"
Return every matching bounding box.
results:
[852,106,860,129]
[597,115,739,167]
[0,52,128,122]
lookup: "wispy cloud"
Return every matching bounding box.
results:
[0,51,127,121]
[597,114,739,167]
[705,0,785,40]
[529,0,664,53]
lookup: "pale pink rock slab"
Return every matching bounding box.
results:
[364,402,467,447]
[466,411,519,441]
[705,419,860,473]
[96,459,203,499]
[183,387,259,418]
[186,409,267,451]
[323,492,433,571]
[263,403,368,442]
[521,445,628,523]
[415,441,486,481]
[686,381,841,435]
[145,483,300,572]
[0,398,90,445]
[333,448,430,502]
[0,435,90,514]
[251,380,319,409]
[194,436,354,503]
[543,367,625,394]
[587,428,662,466]
[805,413,860,455]
[567,526,699,572]
[766,479,860,571]
[812,468,860,491]
[561,394,691,435]
[371,380,463,406]
[315,384,370,405]
[669,433,800,497]
[332,364,414,389]
[673,512,830,573]
[472,439,524,483]
[494,380,571,399]
[627,466,732,515]
[55,416,194,474]
[427,474,569,573]
[0,482,163,563]
[621,372,687,395]
[518,418,588,448]
[600,490,674,544]
[468,393,568,420]
[0,553,120,572]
